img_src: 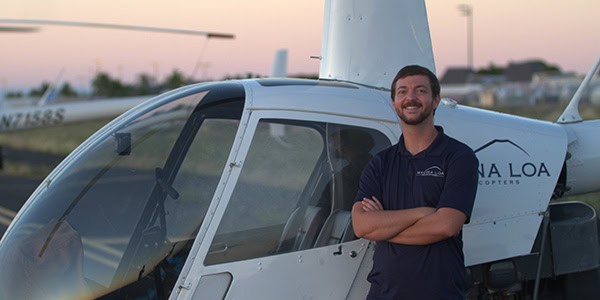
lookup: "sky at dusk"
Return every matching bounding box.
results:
[1,0,599,92]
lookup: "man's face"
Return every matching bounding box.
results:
[392,75,440,126]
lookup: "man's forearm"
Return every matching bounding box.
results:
[387,207,467,245]
[387,218,448,245]
[352,203,433,241]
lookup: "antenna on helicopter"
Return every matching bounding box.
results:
[557,56,600,124]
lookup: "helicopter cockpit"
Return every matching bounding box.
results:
[0,80,395,299]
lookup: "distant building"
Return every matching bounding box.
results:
[440,67,476,84]
[494,83,532,106]
[440,83,483,105]
[438,60,592,107]
[591,85,600,105]
[440,67,482,105]
[530,72,582,104]
[504,61,547,83]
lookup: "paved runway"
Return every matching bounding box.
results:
[0,146,64,237]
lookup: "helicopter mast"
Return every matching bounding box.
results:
[318,0,435,89]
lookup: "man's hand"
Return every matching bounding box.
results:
[359,196,435,217]
[359,196,384,212]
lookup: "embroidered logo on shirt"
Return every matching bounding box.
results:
[416,166,445,177]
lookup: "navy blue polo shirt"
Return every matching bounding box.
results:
[355,126,479,299]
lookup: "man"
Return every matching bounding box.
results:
[352,65,479,299]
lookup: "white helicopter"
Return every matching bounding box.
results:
[1,0,599,299]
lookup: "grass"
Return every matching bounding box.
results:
[0,118,111,156]
[473,103,600,122]
[0,118,112,179]
[1,161,55,179]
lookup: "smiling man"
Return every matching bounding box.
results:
[352,65,479,299]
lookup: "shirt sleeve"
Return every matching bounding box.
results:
[354,154,383,203]
[438,148,479,223]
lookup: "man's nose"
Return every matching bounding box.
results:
[406,89,418,99]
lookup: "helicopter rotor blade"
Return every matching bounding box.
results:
[0,19,234,39]
[0,25,39,33]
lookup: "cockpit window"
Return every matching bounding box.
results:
[0,83,245,299]
[205,120,390,265]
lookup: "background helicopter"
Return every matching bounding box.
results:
[1,0,599,299]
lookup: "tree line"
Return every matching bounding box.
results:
[5,69,193,99]
[5,60,562,100]
[5,70,318,100]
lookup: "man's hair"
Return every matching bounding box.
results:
[390,65,440,99]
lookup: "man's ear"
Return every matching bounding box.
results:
[433,96,441,109]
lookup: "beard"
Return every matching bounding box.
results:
[397,100,434,125]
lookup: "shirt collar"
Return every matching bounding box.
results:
[397,126,448,157]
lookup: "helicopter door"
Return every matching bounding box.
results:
[183,111,393,299]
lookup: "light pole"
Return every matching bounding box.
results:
[458,4,473,70]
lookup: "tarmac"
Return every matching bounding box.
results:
[0,146,64,237]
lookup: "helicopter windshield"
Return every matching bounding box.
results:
[0,82,245,299]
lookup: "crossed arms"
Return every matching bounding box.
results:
[351,196,467,246]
